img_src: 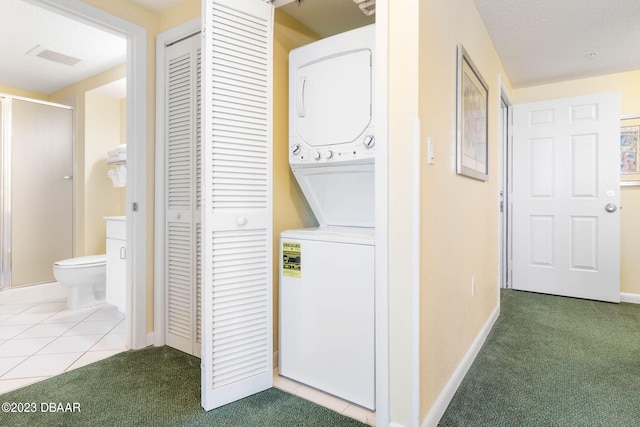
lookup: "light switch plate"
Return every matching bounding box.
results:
[427,137,435,165]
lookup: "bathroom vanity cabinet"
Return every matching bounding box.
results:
[105,216,126,313]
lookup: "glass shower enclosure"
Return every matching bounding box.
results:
[0,96,73,288]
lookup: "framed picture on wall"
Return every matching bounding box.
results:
[620,119,640,175]
[456,44,489,181]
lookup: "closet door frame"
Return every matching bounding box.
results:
[154,17,202,348]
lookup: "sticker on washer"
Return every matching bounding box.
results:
[282,242,301,278]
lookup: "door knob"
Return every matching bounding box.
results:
[236,216,248,226]
[604,203,617,213]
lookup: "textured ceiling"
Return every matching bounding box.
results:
[2,0,639,96]
[474,0,640,88]
[0,0,126,95]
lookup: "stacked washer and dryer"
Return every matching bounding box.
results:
[279,24,376,410]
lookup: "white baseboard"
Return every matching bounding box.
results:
[421,304,500,427]
[146,332,155,347]
[620,292,640,304]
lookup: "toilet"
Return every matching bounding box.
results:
[53,255,107,309]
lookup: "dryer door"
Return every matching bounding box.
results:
[294,49,372,147]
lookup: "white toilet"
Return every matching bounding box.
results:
[53,255,107,309]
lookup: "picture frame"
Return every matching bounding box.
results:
[620,116,640,175]
[456,45,489,181]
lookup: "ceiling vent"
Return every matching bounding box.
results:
[353,0,375,16]
[26,45,82,66]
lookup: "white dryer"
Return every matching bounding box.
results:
[279,24,376,410]
[288,23,375,229]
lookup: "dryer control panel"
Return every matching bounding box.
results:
[289,131,375,164]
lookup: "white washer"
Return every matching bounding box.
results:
[279,227,375,410]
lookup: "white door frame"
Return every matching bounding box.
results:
[374,2,390,425]
[29,0,148,349]
[153,17,201,348]
[498,74,513,290]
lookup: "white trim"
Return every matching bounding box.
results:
[146,332,155,347]
[0,97,10,289]
[154,17,201,348]
[620,114,640,120]
[411,118,421,427]
[421,304,500,427]
[0,94,74,110]
[620,292,640,304]
[374,2,390,425]
[498,73,513,291]
[29,0,148,349]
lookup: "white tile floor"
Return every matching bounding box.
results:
[0,282,127,395]
[0,283,374,425]
[273,370,376,426]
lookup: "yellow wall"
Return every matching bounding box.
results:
[513,70,640,296]
[0,86,48,101]
[158,0,200,32]
[50,64,126,102]
[272,10,320,358]
[84,92,126,254]
[418,0,507,418]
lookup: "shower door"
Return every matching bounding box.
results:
[1,97,74,288]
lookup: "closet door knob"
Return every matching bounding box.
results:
[63,175,73,180]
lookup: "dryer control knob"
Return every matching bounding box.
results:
[325,150,334,159]
[291,144,302,156]
[363,135,375,149]
[314,151,321,161]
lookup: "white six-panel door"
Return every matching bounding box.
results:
[201,0,274,410]
[512,92,620,302]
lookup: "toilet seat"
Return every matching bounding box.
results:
[54,255,106,269]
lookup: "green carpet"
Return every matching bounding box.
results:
[439,289,640,426]
[0,346,366,427]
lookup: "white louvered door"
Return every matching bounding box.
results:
[201,0,274,410]
[165,33,202,357]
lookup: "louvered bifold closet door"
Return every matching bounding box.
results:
[165,34,202,356]
[195,47,203,354]
[201,0,274,411]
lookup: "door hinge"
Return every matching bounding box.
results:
[132,202,139,212]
